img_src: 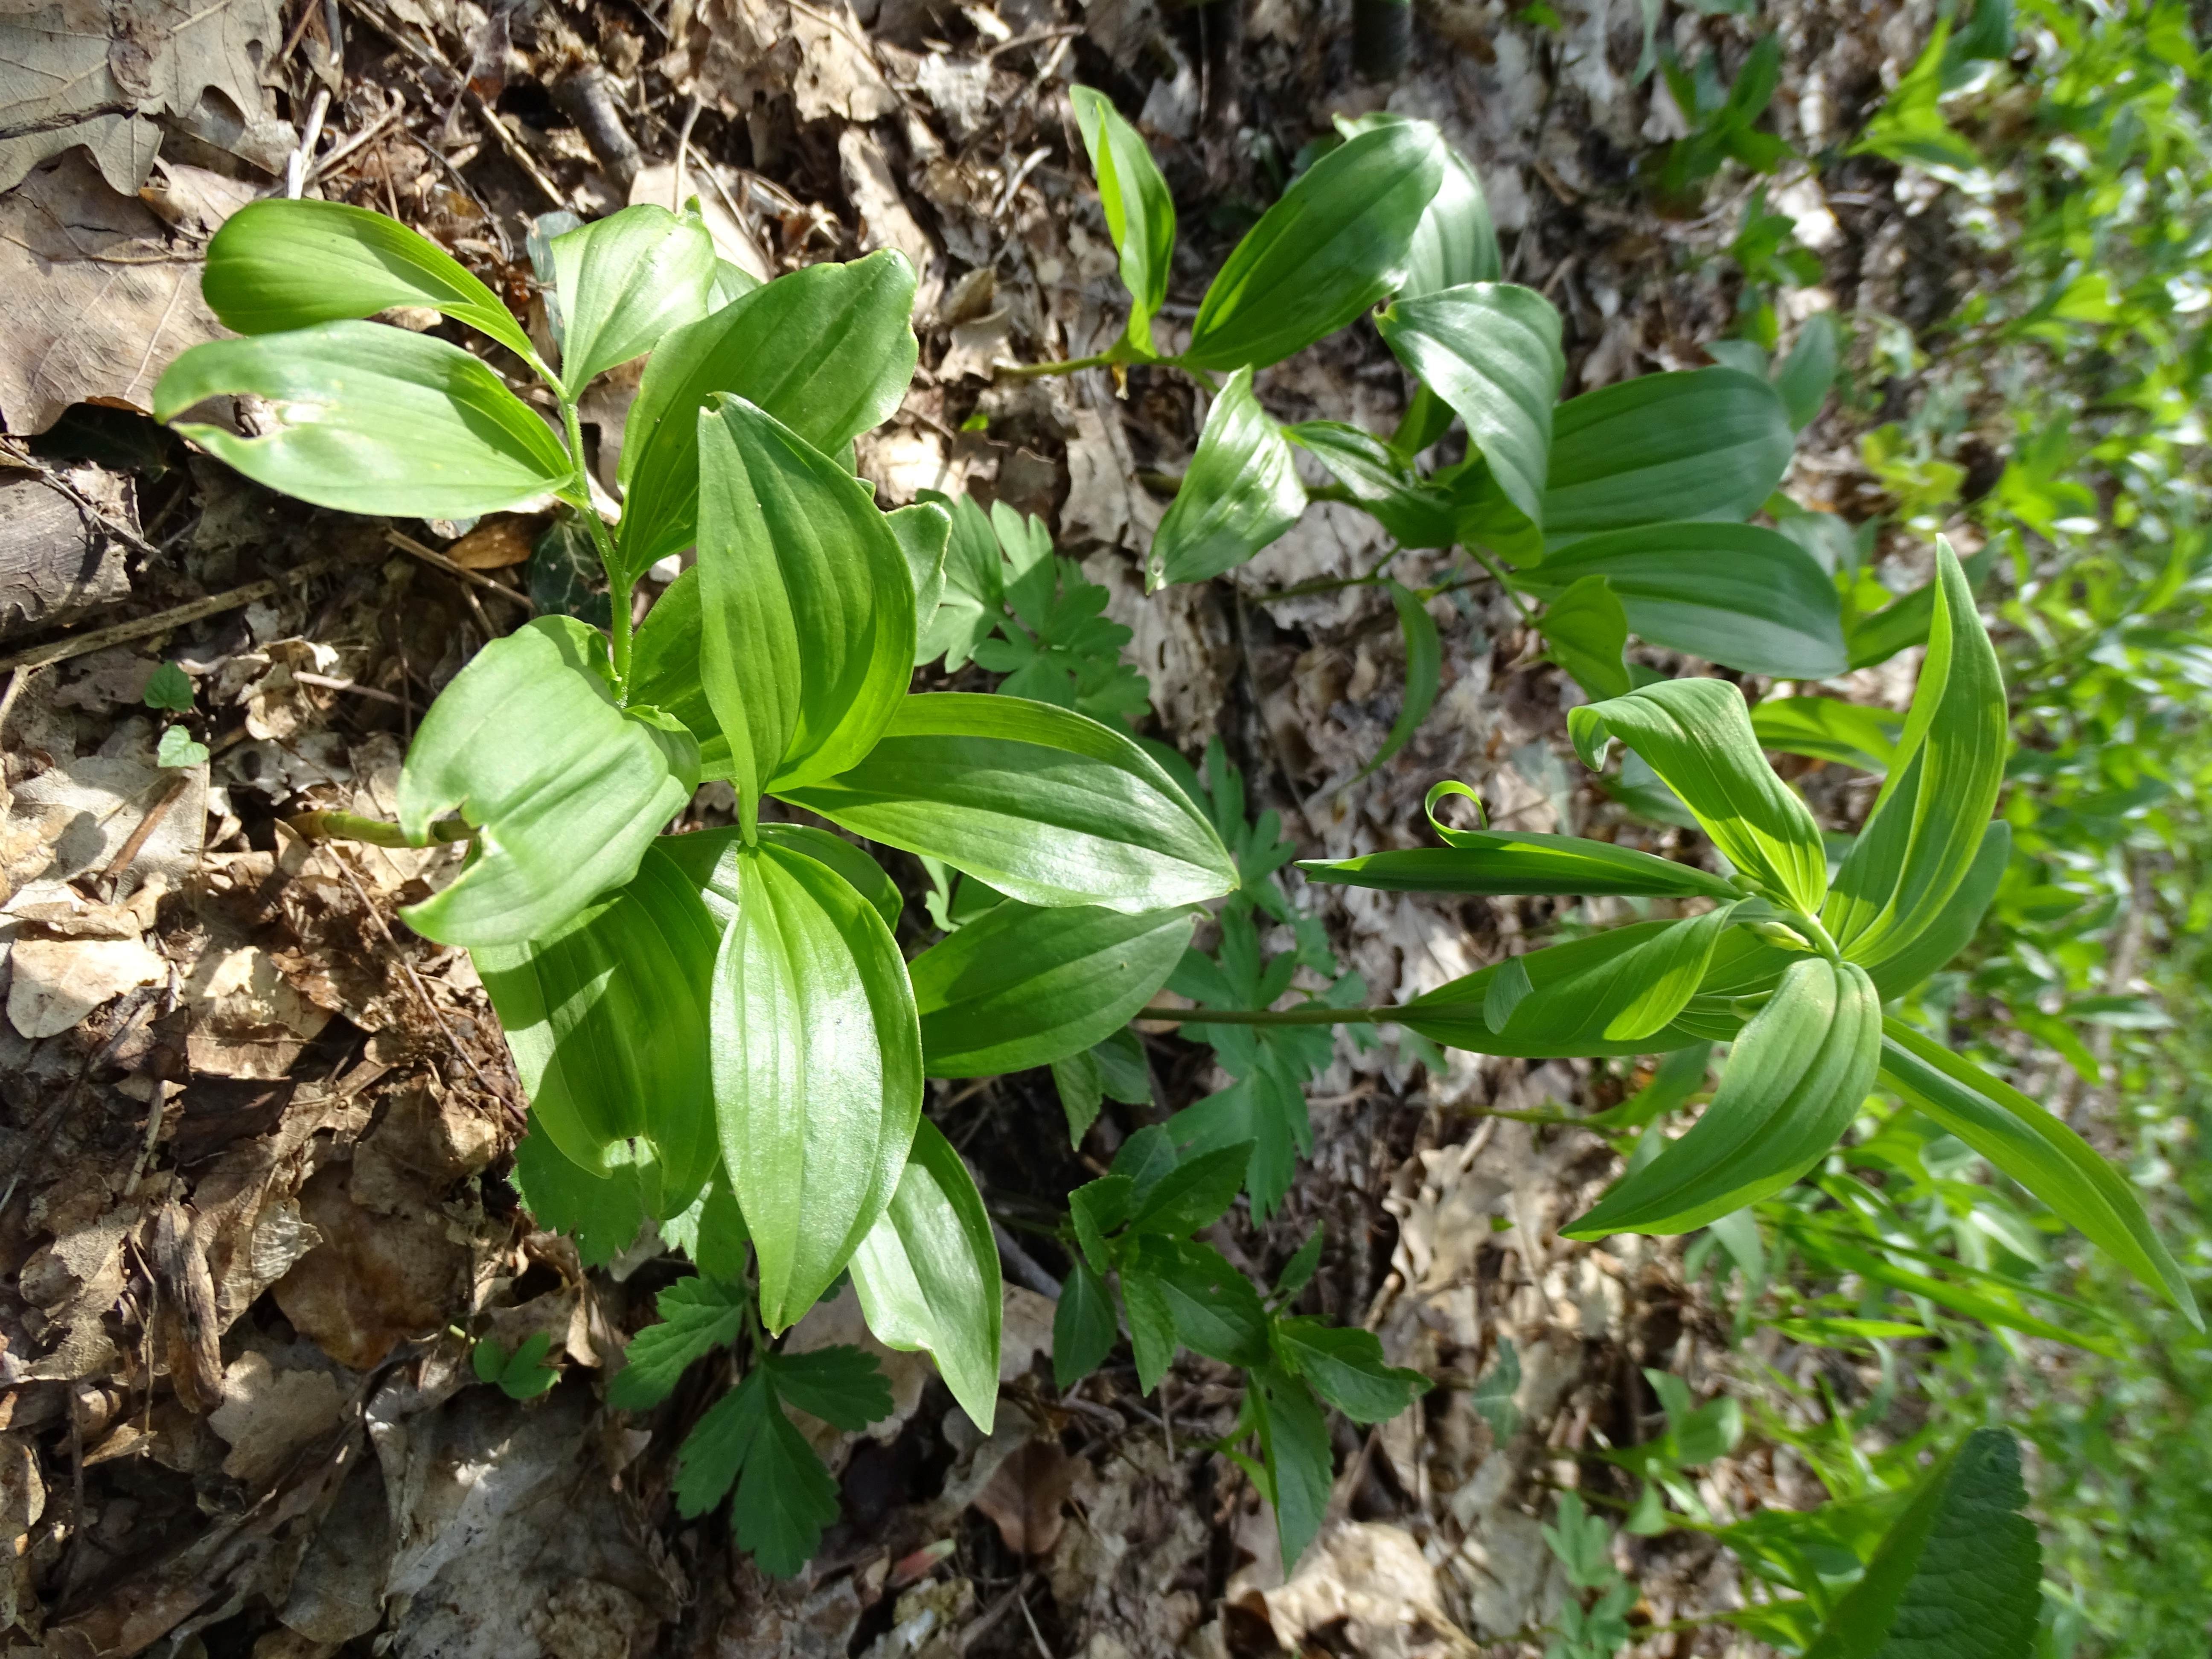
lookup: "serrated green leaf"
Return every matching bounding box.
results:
[911,901,1195,1077]
[1129,1141,1253,1235]
[673,1368,771,1516]
[1273,1316,1425,1422]
[849,1119,1003,1431]
[734,1397,843,1577]
[1375,282,1562,527]
[1565,956,1882,1237]
[509,1119,650,1266]
[776,693,1237,913]
[617,251,918,578]
[1070,1176,1134,1272]
[550,203,717,388]
[1543,367,1793,544]
[765,1344,894,1430]
[712,841,923,1331]
[1053,1259,1119,1389]
[1535,573,1632,700]
[1249,1364,1332,1569]
[156,322,575,519]
[1120,1264,1177,1391]
[399,616,696,949]
[609,1276,749,1409]
[1071,85,1176,355]
[198,198,539,366]
[1149,367,1306,588]
[1137,1237,1269,1365]
[1184,121,1443,370]
[1569,677,1828,914]
[1111,1123,1179,1199]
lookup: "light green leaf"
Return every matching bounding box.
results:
[1775,311,1839,431]
[1752,696,1903,773]
[916,490,1003,669]
[1283,421,1454,547]
[1149,367,1306,588]
[156,726,209,768]
[1304,834,1737,900]
[653,821,900,936]
[1249,1365,1332,1569]
[694,396,915,833]
[1543,367,1793,544]
[1880,1021,2198,1325]
[474,837,720,1205]
[1273,1317,1425,1423]
[398,616,696,948]
[608,1275,748,1409]
[1183,121,1444,371]
[1823,540,2007,974]
[1863,822,2005,998]
[711,840,923,1331]
[1569,678,1829,914]
[911,901,1196,1077]
[550,203,717,390]
[1375,281,1562,526]
[1564,956,1882,1237]
[889,501,952,661]
[775,693,1238,912]
[198,197,539,366]
[617,251,919,578]
[1071,85,1176,356]
[849,1118,1004,1432]
[1349,582,1441,782]
[1054,1259,1119,1389]
[155,322,576,519]
[1534,573,1632,700]
[1397,923,1731,1057]
[1522,522,1847,679]
[1805,1430,2040,1659]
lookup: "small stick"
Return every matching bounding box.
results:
[0,664,38,739]
[286,87,334,198]
[469,91,569,210]
[292,670,407,707]
[0,556,347,675]
[384,530,533,608]
[125,964,184,1195]
[100,773,189,893]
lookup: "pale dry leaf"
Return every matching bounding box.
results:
[791,2,899,122]
[970,1438,1082,1556]
[180,943,334,1079]
[0,469,135,636]
[1260,1522,1480,1656]
[5,934,167,1038]
[209,1350,347,1485]
[839,128,937,274]
[938,311,1013,381]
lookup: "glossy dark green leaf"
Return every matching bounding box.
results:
[1823,540,2007,975]
[672,1367,769,1517]
[1880,1021,2197,1325]
[198,197,538,365]
[1338,115,1500,296]
[509,1118,651,1266]
[1054,1259,1119,1389]
[1273,1316,1426,1423]
[1149,368,1306,588]
[711,841,923,1331]
[1302,833,1737,900]
[608,1275,748,1409]
[1053,1049,1105,1145]
[550,203,717,388]
[776,693,1238,912]
[849,1118,1003,1431]
[765,1344,895,1430]
[1069,1176,1132,1272]
[1569,678,1830,915]
[474,837,720,1205]
[1751,696,1903,773]
[1565,956,1882,1237]
[1120,1263,1177,1391]
[1183,121,1444,371]
[1522,522,1847,679]
[911,901,1195,1077]
[1283,421,1454,547]
[617,251,919,577]
[398,616,696,947]
[1249,1365,1333,1569]
[1111,1123,1180,1199]
[1129,1142,1253,1235]
[1375,282,1562,526]
[694,396,915,832]
[733,1396,842,1577]
[155,322,576,519]
[1534,573,1632,700]
[1543,368,1793,544]
[1071,85,1176,356]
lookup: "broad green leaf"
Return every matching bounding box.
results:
[1069,1176,1132,1272]
[848,1119,1004,1432]
[1823,541,2007,972]
[1183,121,1444,371]
[1880,1021,2198,1324]
[1283,421,1454,547]
[1149,368,1306,588]
[1493,908,1740,1046]
[1569,678,1829,914]
[1339,115,1501,296]
[608,1275,748,1409]
[1273,1317,1425,1422]
[1136,1237,1270,1365]
[1752,696,1903,773]
[1249,1365,1333,1568]
[1071,85,1176,356]
[712,840,923,1330]
[1863,822,2005,998]
[1535,573,1632,701]
[1303,835,1738,900]
[475,837,719,1203]
[1805,1430,2040,1659]
[1543,368,1793,544]
[660,1175,751,1283]
[733,1394,842,1577]
[550,203,718,389]
[1120,1264,1178,1391]
[1775,311,1839,431]
[617,251,919,578]
[155,323,576,519]
[889,501,952,661]
[198,197,538,366]
[1129,1142,1253,1235]
[764,1344,894,1430]
[398,616,696,948]
[776,693,1238,912]
[1349,582,1441,782]
[911,901,1196,1076]
[1054,1259,1119,1388]
[673,1368,770,1516]
[653,821,900,936]
[1375,282,1562,526]
[1522,522,1848,679]
[916,490,1003,669]
[509,1118,650,1265]
[694,396,915,833]
[1397,923,1729,1057]
[1565,956,1882,1237]
[1053,1049,1105,1144]
[1111,1123,1180,1199]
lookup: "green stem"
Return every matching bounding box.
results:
[286,809,475,848]
[998,347,1128,380]
[1781,907,1843,961]
[1465,543,1541,624]
[558,396,634,691]
[1135,1003,1383,1027]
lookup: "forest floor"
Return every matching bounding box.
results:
[0,1,1974,1656]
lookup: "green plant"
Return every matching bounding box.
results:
[471,1330,561,1399]
[1540,1493,1635,1659]
[1649,34,1792,209]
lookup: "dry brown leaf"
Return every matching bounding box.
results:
[444,516,541,570]
[791,2,900,122]
[839,128,937,274]
[273,1165,471,1370]
[0,468,136,636]
[5,935,167,1039]
[151,1199,224,1412]
[209,1350,348,1484]
[970,1437,1081,1556]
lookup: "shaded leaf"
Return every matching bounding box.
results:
[1149,367,1306,587]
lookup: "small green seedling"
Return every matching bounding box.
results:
[472,1330,559,1399]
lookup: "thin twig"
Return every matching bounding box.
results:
[469,91,570,209]
[125,965,184,1195]
[0,447,164,557]
[286,87,334,198]
[0,556,347,675]
[384,530,533,608]
[329,851,506,1102]
[99,773,189,894]
[292,670,407,707]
